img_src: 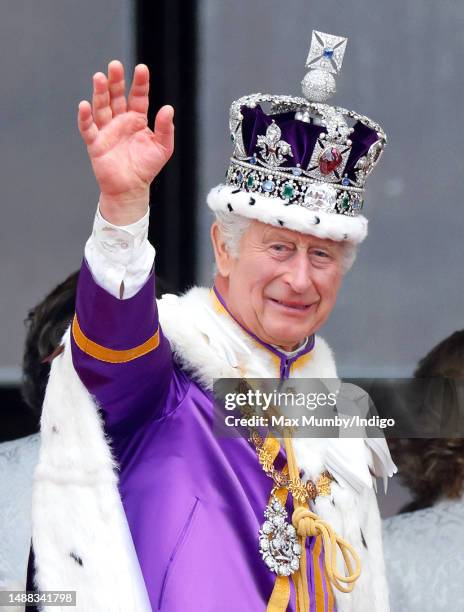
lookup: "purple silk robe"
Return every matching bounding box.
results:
[71,259,336,612]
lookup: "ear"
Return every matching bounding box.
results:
[210,222,233,277]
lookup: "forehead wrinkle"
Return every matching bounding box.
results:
[261,225,302,244]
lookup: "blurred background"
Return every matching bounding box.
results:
[0,0,463,601]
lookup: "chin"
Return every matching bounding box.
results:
[263,305,318,343]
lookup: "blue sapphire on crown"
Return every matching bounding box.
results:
[323,47,334,59]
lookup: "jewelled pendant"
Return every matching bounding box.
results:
[259,495,302,576]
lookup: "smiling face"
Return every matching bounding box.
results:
[211,219,345,351]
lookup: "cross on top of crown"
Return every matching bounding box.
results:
[305,30,348,75]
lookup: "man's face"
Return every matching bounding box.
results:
[213,220,345,351]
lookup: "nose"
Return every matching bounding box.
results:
[284,252,314,294]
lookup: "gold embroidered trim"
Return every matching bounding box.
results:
[72,314,160,363]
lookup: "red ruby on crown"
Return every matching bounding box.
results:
[318,147,342,175]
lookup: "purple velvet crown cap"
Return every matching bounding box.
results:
[241,104,379,182]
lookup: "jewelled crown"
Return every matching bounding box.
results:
[207,30,387,244]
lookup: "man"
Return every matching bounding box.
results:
[29,31,396,611]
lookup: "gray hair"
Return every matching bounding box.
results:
[214,211,252,258]
[213,211,357,273]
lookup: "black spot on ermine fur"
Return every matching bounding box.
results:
[70,552,83,566]
[360,529,368,549]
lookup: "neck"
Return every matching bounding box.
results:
[272,338,308,355]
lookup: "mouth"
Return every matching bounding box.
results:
[268,298,314,313]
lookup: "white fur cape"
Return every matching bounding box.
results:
[31,286,395,612]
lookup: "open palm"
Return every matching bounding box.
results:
[78,61,174,201]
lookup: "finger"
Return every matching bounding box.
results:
[92,72,112,128]
[77,100,99,145]
[108,60,127,116]
[152,105,175,155]
[127,64,150,115]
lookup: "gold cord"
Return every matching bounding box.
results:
[283,430,361,605]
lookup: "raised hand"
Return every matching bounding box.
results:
[77,60,174,225]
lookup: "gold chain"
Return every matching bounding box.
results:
[250,431,333,503]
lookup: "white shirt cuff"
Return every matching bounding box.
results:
[84,203,156,299]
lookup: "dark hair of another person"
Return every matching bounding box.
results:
[389,330,464,512]
[21,269,172,420]
[21,272,79,419]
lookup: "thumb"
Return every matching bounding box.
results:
[153,105,175,155]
